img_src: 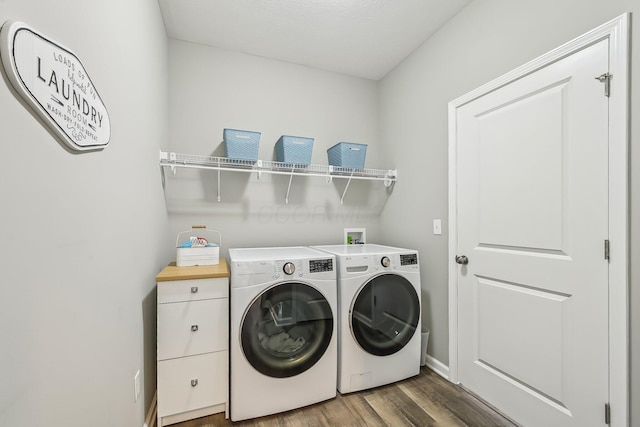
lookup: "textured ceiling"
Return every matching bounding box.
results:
[158,0,471,80]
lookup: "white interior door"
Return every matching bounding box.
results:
[454,39,609,426]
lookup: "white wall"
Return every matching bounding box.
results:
[379,0,640,422]
[166,40,388,253]
[0,1,171,426]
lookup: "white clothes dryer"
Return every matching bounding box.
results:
[228,247,337,421]
[312,244,421,394]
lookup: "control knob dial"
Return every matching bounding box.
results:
[381,256,391,267]
[283,262,295,275]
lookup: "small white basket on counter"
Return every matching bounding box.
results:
[176,225,221,267]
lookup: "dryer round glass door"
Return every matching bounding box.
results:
[240,282,334,378]
[351,273,419,356]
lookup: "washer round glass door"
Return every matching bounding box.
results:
[351,273,419,356]
[241,282,334,378]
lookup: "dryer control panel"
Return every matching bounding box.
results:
[373,252,420,272]
[400,253,418,266]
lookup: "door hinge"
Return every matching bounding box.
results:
[605,402,611,425]
[604,239,610,261]
[595,73,612,97]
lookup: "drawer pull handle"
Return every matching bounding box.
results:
[191,287,198,294]
[191,325,199,332]
[191,379,198,387]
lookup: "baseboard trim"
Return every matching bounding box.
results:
[425,355,451,381]
[143,390,158,427]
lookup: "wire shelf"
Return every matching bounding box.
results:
[161,152,396,180]
[159,151,397,204]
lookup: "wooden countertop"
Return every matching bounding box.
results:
[156,259,229,282]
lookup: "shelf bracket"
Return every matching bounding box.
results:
[217,159,222,202]
[169,152,177,175]
[340,172,355,205]
[256,160,263,180]
[384,169,397,187]
[285,166,295,204]
[326,165,334,183]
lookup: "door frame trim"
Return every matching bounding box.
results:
[447,13,629,425]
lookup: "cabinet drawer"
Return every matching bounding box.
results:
[158,277,228,304]
[157,351,228,418]
[158,298,228,360]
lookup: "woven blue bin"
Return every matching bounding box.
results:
[275,135,314,165]
[223,128,261,161]
[327,142,367,169]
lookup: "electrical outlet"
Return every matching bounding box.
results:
[134,370,141,402]
[433,219,442,235]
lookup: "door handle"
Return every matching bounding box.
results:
[455,255,469,265]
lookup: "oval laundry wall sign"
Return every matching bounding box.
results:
[0,20,110,151]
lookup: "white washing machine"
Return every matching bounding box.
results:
[312,244,421,394]
[228,246,337,421]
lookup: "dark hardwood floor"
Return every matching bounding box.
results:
[172,367,518,427]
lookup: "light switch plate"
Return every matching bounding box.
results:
[433,219,442,235]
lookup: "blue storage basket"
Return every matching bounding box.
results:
[275,135,314,165]
[327,142,367,169]
[223,128,261,161]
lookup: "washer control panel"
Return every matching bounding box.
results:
[309,258,334,273]
[229,249,337,287]
[271,257,335,280]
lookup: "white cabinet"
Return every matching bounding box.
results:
[156,260,230,427]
